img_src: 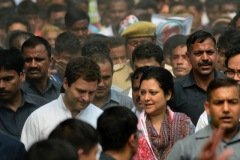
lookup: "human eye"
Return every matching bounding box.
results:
[77,89,85,94]
[206,50,215,55]
[224,69,235,78]
[89,91,96,96]
[172,55,179,60]
[35,57,45,62]
[139,90,146,96]
[24,57,32,63]
[228,99,239,104]
[102,76,111,80]
[192,51,203,57]
[3,76,14,81]
[213,100,224,105]
[149,90,158,96]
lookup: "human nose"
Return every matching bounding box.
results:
[30,59,37,67]
[0,80,5,88]
[223,102,230,113]
[233,73,240,81]
[98,79,104,87]
[82,93,91,102]
[202,52,209,60]
[117,58,124,64]
[176,57,183,64]
[143,92,151,101]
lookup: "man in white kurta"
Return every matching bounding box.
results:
[21,56,103,150]
[21,94,102,149]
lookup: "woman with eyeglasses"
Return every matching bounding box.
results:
[134,67,195,160]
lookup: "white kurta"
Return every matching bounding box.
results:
[21,94,103,150]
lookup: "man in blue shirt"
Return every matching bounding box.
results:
[0,48,46,138]
[21,36,61,103]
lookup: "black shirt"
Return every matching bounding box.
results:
[0,90,47,139]
[170,71,223,125]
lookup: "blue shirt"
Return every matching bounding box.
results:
[0,131,26,160]
[0,90,47,139]
[21,78,61,103]
[100,89,134,110]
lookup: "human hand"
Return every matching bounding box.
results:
[198,128,234,160]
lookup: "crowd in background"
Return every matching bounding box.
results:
[0,0,240,160]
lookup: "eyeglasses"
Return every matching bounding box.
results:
[224,69,240,78]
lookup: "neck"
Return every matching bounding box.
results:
[104,148,132,160]
[92,93,109,108]
[27,77,48,93]
[6,91,22,112]
[192,71,214,91]
[223,126,239,142]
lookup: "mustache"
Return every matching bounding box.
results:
[27,68,41,72]
[0,89,9,94]
[198,61,212,66]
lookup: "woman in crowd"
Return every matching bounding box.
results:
[134,67,195,160]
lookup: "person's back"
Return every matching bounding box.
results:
[97,106,138,160]
[0,132,26,160]
[25,139,77,160]
[49,118,99,160]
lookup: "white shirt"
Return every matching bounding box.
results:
[21,94,103,150]
[195,111,208,132]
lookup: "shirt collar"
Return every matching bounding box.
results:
[181,70,224,88]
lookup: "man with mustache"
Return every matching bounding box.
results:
[0,48,46,139]
[170,30,223,125]
[21,36,61,103]
[196,45,240,132]
[21,57,103,150]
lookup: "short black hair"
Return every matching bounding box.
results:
[0,48,24,74]
[217,27,240,54]
[6,30,33,50]
[25,139,77,160]
[21,36,52,58]
[225,45,240,67]
[81,40,109,56]
[5,15,30,32]
[65,8,89,29]
[49,119,98,154]
[97,106,138,151]
[107,36,126,49]
[64,56,101,86]
[47,4,67,20]
[132,42,164,67]
[163,34,187,59]
[55,31,81,55]
[186,30,216,53]
[207,77,240,101]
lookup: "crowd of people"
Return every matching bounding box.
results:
[0,0,240,160]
